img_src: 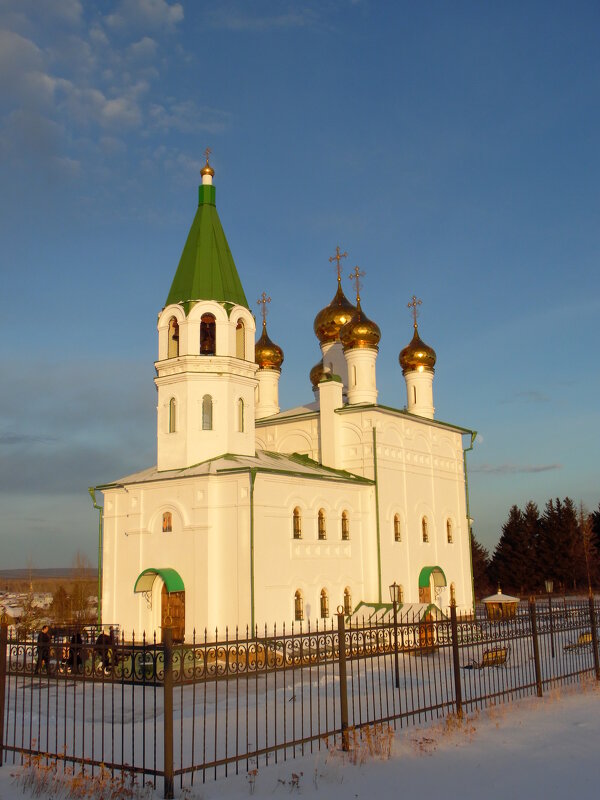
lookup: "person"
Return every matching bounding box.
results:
[95,627,115,674]
[68,628,83,673]
[35,624,51,674]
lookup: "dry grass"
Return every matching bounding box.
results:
[323,723,394,766]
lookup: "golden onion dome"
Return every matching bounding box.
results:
[309,359,328,389]
[200,160,215,178]
[339,301,381,351]
[313,283,356,344]
[255,322,284,370]
[399,325,436,374]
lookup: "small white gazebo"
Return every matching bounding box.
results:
[482,587,520,619]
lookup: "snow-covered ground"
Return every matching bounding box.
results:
[1,681,598,799]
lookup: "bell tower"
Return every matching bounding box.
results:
[155,154,258,471]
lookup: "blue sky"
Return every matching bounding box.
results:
[1,0,599,568]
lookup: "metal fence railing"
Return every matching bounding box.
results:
[1,597,599,797]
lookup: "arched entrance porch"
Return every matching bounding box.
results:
[134,567,186,643]
[418,566,447,604]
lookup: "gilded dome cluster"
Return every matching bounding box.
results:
[255,321,284,370]
[399,325,436,373]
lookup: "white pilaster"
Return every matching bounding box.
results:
[318,375,343,469]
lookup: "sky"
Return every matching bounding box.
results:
[1,0,599,568]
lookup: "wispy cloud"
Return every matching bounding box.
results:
[207,9,319,31]
[0,433,57,446]
[472,463,562,475]
[502,389,550,404]
[105,0,183,32]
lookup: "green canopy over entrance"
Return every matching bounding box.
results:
[418,566,447,589]
[134,568,184,594]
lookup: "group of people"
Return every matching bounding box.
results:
[34,625,117,675]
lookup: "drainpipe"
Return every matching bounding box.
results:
[372,428,382,603]
[88,487,103,630]
[249,469,257,633]
[462,432,477,611]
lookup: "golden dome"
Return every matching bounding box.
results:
[339,301,381,351]
[313,283,356,344]
[310,359,327,389]
[255,322,284,370]
[200,161,215,178]
[399,325,436,373]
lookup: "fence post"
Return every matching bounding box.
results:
[588,594,600,681]
[529,598,543,697]
[336,608,349,751]
[0,616,7,768]
[163,628,174,799]
[449,601,463,718]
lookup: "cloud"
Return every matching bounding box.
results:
[0,433,57,446]
[148,101,232,134]
[472,463,562,475]
[128,36,158,59]
[105,0,184,31]
[206,6,319,31]
[0,109,64,162]
[502,389,550,404]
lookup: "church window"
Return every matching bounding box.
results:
[162,512,172,533]
[168,398,176,433]
[413,386,417,404]
[341,510,350,540]
[422,516,429,543]
[352,366,357,386]
[318,509,327,540]
[294,590,304,621]
[236,320,245,359]
[320,588,329,619]
[344,587,352,616]
[202,395,213,430]
[293,507,302,539]
[237,398,244,432]
[200,313,216,355]
[447,519,453,543]
[394,513,401,542]
[167,317,179,358]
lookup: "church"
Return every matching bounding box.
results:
[95,156,476,641]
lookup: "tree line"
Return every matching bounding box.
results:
[471,498,600,598]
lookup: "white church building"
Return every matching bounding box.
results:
[95,157,476,641]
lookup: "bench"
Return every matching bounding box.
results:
[564,632,593,652]
[463,645,510,669]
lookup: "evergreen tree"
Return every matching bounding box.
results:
[470,532,492,598]
[490,505,527,594]
[539,498,581,592]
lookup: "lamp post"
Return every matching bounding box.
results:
[545,579,555,659]
[389,582,400,689]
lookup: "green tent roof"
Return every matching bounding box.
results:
[134,567,184,594]
[165,184,249,310]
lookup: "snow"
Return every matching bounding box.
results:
[1,682,598,800]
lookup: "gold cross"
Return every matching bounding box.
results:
[349,266,365,304]
[407,295,422,327]
[329,246,348,283]
[257,291,271,325]
[204,146,212,165]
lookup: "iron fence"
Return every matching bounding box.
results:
[1,597,599,797]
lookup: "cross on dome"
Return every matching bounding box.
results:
[349,266,366,305]
[329,246,348,283]
[257,291,271,326]
[407,295,422,328]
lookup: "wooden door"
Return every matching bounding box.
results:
[419,585,431,604]
[161,585,185,643]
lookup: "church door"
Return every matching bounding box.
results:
[161,585,185,643]
[419,585,431,603]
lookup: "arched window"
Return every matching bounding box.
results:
[201,395,213,430]
[450,582,456,604]
[235,319,245,359]
[294,590,303,621]
[446,519,453,543]
[344,587,352,616]
[318,509,326,540]
[394,513,401,542]
[237,398,244,432]
[167,317,179,358]
[168,398,176,433]
[413,386,417,404]
[341,510,350,541]
[293,507,302,539]
[398,584,404,603]
[162,512,172,533]
[352,365,357,386]
[422,516,429,543]
[320,588,329,619]
[200,313,216,355]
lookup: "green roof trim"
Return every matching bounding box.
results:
[134,567,184,594]
[165,184,249,310]
[418,566,447,589]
